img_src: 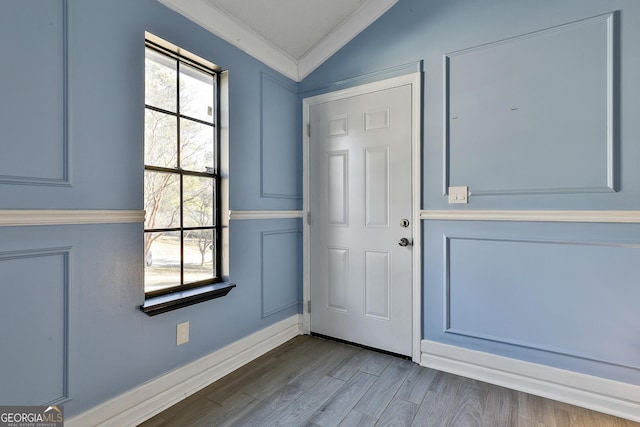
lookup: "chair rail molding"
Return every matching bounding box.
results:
[0,210,145,227]
[420,210,640,223]
[229,210,303,220]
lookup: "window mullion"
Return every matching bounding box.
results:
[176,59,181,171]
[214,73,222,275]
[176,59,185,288]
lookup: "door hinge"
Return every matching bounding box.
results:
[306,300,311,314]
[307,123,311,138]
[307,212,312,226]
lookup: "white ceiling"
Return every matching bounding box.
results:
[207,0,375,59]
[159,0,398,81]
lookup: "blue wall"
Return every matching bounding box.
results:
[301,0,640,386]
[3,0,640,417]
[0,0,301,416]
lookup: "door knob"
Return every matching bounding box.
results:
[398,237,412,247]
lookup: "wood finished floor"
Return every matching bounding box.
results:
[139,335,638,427]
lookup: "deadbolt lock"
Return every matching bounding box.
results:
[400,218,410,228]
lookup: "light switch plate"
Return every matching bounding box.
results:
[177,321,189,346]
[448,186,468,204]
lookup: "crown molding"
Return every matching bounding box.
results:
[298,0,398,80]
[158,0,398,82]
[158,0,299,81]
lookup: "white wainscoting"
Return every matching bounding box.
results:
[67,315,303,427]
[421,340,640,423]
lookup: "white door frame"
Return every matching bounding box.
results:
[302,72,422,362]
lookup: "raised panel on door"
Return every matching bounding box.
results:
[364,250,390,320]
[327,248,349,312]
[365,146,390,228]
[328,151,349,227]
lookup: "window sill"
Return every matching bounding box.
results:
[140,282,236,316]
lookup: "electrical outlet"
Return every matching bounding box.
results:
[177,321,189,346]
[448,186,468,204]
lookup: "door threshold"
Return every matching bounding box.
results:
[310,332,411,360]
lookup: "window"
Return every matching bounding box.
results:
[142,36,232,313]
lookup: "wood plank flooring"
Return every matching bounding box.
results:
[139,335,639,427]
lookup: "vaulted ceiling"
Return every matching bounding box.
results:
[158,0,398,81]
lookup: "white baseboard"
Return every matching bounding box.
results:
[67,315,303,427]
[421,340,640,423]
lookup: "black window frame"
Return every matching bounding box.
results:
[143,39,223,299]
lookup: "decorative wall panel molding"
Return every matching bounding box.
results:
[0,247,70,404]
[260,73,301,200]
[443,12,617,196]
[229,210,303,221]
[261,229,301,318]
[420,210,640,223]
[0,0,70,187]
[0,210,145,227]
[443,234,640,371]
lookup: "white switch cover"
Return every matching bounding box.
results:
[177,321,189,346]
[448,186,468,204]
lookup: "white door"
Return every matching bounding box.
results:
[308,80,415,356]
